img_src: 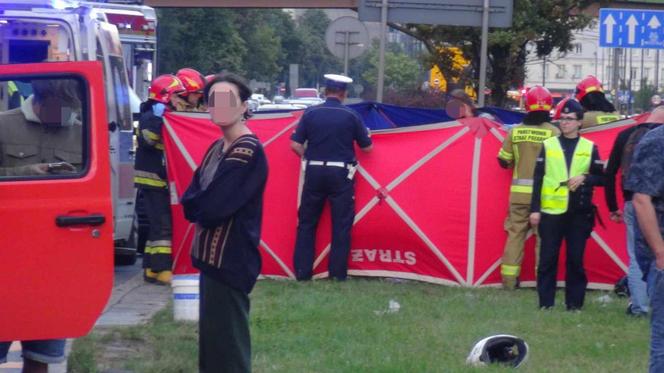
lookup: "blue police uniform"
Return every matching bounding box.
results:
[291,78,372,280]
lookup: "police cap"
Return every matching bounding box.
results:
[561,98,584,120]
[324,74,353,91]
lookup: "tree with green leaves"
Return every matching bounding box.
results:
[293,10,342,88]
[157,8,247,76]
[634,79,658,113]
[361,41,422,92]
[391,0,597,107]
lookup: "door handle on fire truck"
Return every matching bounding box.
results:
[56,214,106,227]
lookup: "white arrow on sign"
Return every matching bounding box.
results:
[626,15,639,44]
[649,15,661,30]
[603,14,617,43]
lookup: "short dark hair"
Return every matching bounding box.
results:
[324,86,345,96]
[31,78,81,108]
[204,72,252,119]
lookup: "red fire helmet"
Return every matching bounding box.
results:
[176,68,206,94]
[525,86,553,113]
[148,74,185,104]
[575,75,603,102]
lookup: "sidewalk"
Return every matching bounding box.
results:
[0,261,171,372]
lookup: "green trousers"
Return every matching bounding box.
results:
[199,273,251,373]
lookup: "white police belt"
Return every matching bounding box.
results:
[307,160,357,180]
[307,160,343,167]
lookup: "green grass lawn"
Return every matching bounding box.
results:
[69,278,650,372]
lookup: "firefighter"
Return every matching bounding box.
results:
[497,86,560,289]
[176,67,206,112]
[291,74,373,281]
[575,75,619,129]
[135,74,185,285]
[530,99,604,310]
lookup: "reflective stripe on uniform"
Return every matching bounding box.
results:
[501,264,521,276]
[141,129,162,146]
[596,114,620,124]
[134,177,167,188]
[150,246,172,255]
[510,178,533,194]
[540,137,594,215]
[510,185,533,194]
[145,245,172,255]
[498,148,513,161]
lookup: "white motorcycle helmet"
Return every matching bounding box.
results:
[466,334,529,368]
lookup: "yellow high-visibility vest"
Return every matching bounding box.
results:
[540,136,594,215]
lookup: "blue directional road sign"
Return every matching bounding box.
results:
[600,8,664,49]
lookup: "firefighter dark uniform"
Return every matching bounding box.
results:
[531,100,604,310]
[575,75,620,129]
[291,74,372,281]
[135,74,185,284]
[497,86,559,289]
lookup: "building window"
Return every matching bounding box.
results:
[645,49,651,57]
[645,68,652,81]
[574,43,582,54]
[631,68,638,80]
[572,65,583,79]
[555,65,567,79]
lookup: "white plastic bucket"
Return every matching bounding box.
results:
[172,274,200,321]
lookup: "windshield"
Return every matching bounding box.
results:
[0,19,73,64]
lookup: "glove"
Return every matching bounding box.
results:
[153,103,166,117]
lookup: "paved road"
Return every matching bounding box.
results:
[0,258,171,373]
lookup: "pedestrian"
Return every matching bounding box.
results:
[291,74,373,281]
[176,68,207,112]
[605,106,664,317]
[181,73,268,373]
[651,94,662,110]
[575,75,620,128]
[135,74,186,285]
[625,117,664,372]
[497,86,559,289]
[529,99,605,310]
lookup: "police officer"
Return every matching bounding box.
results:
[497,86,559,289]
[135,74,186,285]
[575,75,620,128]
[530,99,605,310]
[175,67,206,112]
[291,74,373,281]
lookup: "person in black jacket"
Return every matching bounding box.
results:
[135,74,186,285]
[605,107,664,316]
[181,73,268,373]
[529,99,605,310]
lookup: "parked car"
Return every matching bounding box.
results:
[293,88,319,99]
[255,103,307,111]
[286,97,324,107]
[251,93,271,105]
